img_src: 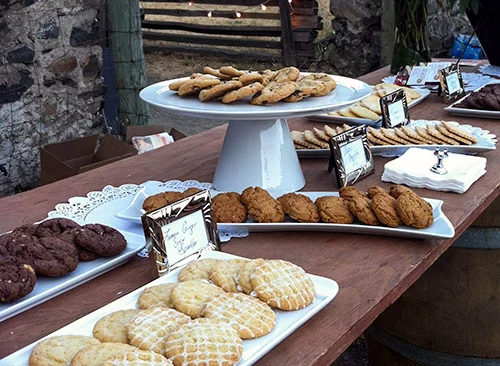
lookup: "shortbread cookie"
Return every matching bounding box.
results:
[441,120,477,143]
[70,343,137,366]
[202,66,231,79]
[371,193,403,228]
[380,128,409,145]
[278,193,320,223]
[93,309,140,344]
[338,108,358,118]
[178,258,221,282]
[239,72,264,85]
[368,127,399,145]
[339,186,366,202]
[219,66,245,77]
[324,124,339,138]
[177,77,221,97]
[250,81,297,105]
[164,318,243,366]
[348,196,380,226]
[401,126,427,143]
[426,125,460,145]
[221,82,263,103]
[137,283,177,309]
[170,280,225,318]
[236,258,266,294]
[415,126,443,144]
[304,130,329,148]
[315,196,354,224]
[435,123,472,145]
[360,95,382,114]
[241,187,285,223]
[102,349,173,366]
[396,193,434,229]
[199,80,243,102]
[367,132,390,146]
[394,128,423,144]
[209,259,248,292]
[401,86,421,100]
[202,292,277,339]
[350,105,380,121]
[291,130,321,149]
[29,335,100,366]
[126,308,190,354]
[313,127,331,142]
[250,259,315,310]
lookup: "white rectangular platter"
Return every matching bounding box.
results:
[217,192,455,240]
[0,230,145,323]
[0,251,340,366]
[308,88,431,126]
[445,95,500,119]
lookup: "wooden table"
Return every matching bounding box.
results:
[1,67,499,365]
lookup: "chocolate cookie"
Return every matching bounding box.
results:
[0,246,37,302]
[0,232,35,267]
[35,218,81,238]
[74,224,127,257]
[371,194,403,228]
[396,193,434,229]
[11,223,38,237]
[29,237,79,277]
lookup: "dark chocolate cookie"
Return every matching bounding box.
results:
[0,246,37,303]
[36,218,81,238]
[11,223,39,237]
[29,237,79,277]
[58,228,100,262]
[74,224,127,257]
[0,232,36,267]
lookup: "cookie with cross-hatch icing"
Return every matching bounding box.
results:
[250,259,316,310]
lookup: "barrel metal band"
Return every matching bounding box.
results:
[451,227,500,249]
[366,325,500,366]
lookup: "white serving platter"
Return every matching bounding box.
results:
[444,81,500,119]
[139,74,373,120]
[296,119,496,158]
[0,251,339,366]
[308,88,431,127]
[216,192,454,240]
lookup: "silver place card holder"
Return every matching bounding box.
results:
[439,64,465,103]
[328,125,375,187]
[142,189,220,277]
[380,88,410,129]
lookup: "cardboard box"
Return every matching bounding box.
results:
[40,134,137,185]
[125,126,186,144]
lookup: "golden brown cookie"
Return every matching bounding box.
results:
[177,76,221,97]
[170,280,225,318]
[339,186,366,202]
[221,82,263,104]
[241,187,285,223]
[209,258,248,293]
[380,128,410,145]
[389,185,417,199]
[348,196,380,226]
[250,259,315,310]
[366,186,389,199]
[93,309,140,343]
[304,130,329,148]
[396,193,434,229]
[250,81,297,105]
[201,292,277,339]
[211,192,248,223]
[202,66,231,79]
[324,124,339,138]
[441,121,477,143]
[415,126,444,145]
[236,258,266,294]
[368,127,399,145]
[401,126,427,143]
[199,80,243,102]
[313,127,331,142]
[177,258,220,282]
[70,343,137,366]
[315,196,354,224]
[136,283,177,309]
[272,66,300,83]
[426,125,460,145]
[435,123,472,145]
[371,193,403,228]
[291,130,322,149]
[239,72,264,85]
[278,193,320,223]
[283,79,330,102]
[219,66,245,77]
[350,105,381,121]
[300,73,337,92]
[142,191,184,213]
[182,187,202,197]
[360,94,382,114]
[101,349,173,366]
[168,77,189,91]
[164,318,243,366]
[338,108,358,118]
[394,128,423,145]
[29,335,100,366]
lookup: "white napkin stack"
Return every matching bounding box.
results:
[381,148,487,194]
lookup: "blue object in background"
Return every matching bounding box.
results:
[451,34,486,60]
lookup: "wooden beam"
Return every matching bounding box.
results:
[141,20,282,36]
[143,8,281,19]
[278,0,296,66]
[140,0,317,8]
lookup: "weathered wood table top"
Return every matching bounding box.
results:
[1,67,499,365]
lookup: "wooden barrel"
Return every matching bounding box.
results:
[365,196,500,365]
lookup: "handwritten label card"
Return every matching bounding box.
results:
[380,89,410,128]
[142,190,220,277]
[328,125,374,187]
[439,64,465,103]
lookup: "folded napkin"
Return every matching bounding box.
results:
[381,148,486,194]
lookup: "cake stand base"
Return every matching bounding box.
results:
[212,118,305,196]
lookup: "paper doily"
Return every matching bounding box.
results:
[382,73,493,92]
[479,65,500,78]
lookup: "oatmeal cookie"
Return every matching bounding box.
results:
[315,196,354,224]
[371,193,403,228]
[396,193,434,229]
[278,193,320,223]
[241,187,285,223]
[211,192,248,223]
[348,196,380,226]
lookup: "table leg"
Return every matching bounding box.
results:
[212,118,305,195]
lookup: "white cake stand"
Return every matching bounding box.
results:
[140,75,372,195]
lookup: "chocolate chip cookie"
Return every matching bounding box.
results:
[74,224,127,257]
[0,246,36,302]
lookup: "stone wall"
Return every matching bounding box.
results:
[328,0,473,77]
[0,0,106,197]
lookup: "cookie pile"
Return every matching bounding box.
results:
[28,257,315,366]
[367,121,478,146]
[454,84,500,111]
[169,65,337,105]
[0,218,127,303]
[292,124,352,150]
[327,82,422,121]
[211,185,434,229]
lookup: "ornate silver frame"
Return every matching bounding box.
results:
[380,88,410,128]
[439,63,465,103]
[328,125,375,187]
[141,190,220,276]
